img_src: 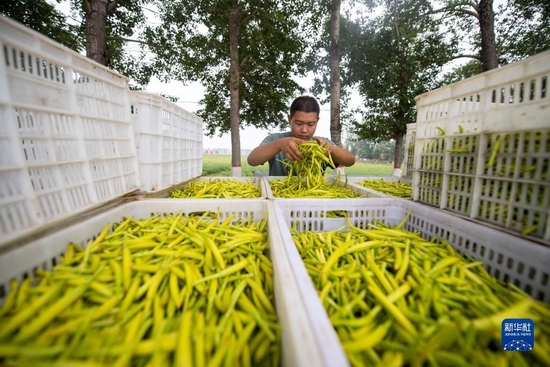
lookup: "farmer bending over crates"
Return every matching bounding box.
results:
[247,95,355,176]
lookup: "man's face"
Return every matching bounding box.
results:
[289,111,319,140]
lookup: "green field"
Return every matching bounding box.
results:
[202,155,394,176]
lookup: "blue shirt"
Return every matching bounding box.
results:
[259,132,336,176]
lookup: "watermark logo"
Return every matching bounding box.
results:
[502,318,534,352]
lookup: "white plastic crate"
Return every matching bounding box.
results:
[141,176,268,199]
[272,198,550,366]
[413,50,550,241]
[0,16,140,248]
[129,91,203,192]
[402,122,416,177]
[0,199,324,367]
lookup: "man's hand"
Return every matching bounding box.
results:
[313,136,333,156]
[279,137,306,161]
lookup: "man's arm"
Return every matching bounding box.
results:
[247,137,306,166]
[314,136,356,167]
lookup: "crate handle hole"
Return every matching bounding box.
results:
[517,262,525,275]
[528,267,537,280]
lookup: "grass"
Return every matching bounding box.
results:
[202,155,394,177]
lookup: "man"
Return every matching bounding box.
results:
[247,95,355,176]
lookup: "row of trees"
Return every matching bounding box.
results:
[347,139,396,161]
[1,0,548,175]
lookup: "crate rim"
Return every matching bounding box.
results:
[414,49,550,104]
[0,16,129,83]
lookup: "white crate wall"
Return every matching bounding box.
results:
[176,102,202,181]
[0,16,140,248]
[272,198,550,366]
[130,91,203,192]
[413,50,550,241]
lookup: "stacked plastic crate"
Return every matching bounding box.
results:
[412,50,550,243]
[129,91,203,192]
[0,16,140,247]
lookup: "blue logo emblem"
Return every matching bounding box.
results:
[502,318,534,351]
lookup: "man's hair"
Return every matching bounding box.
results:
[289,95,320,118]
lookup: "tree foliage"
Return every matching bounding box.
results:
[70,0,153,86]
[346,137,395,161]
[145,0,322,138]
[343,0,454,168]
[0,0,82,52]
[2,0,156,88]
[431,0,498,70]
[440,60,483,85]
[497,0,550,63]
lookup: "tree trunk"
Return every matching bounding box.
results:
[478,0,498,71]
[229,9,241,177]
[84,0,109,65]
[329,0,342,148]
[393,133,403,177]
